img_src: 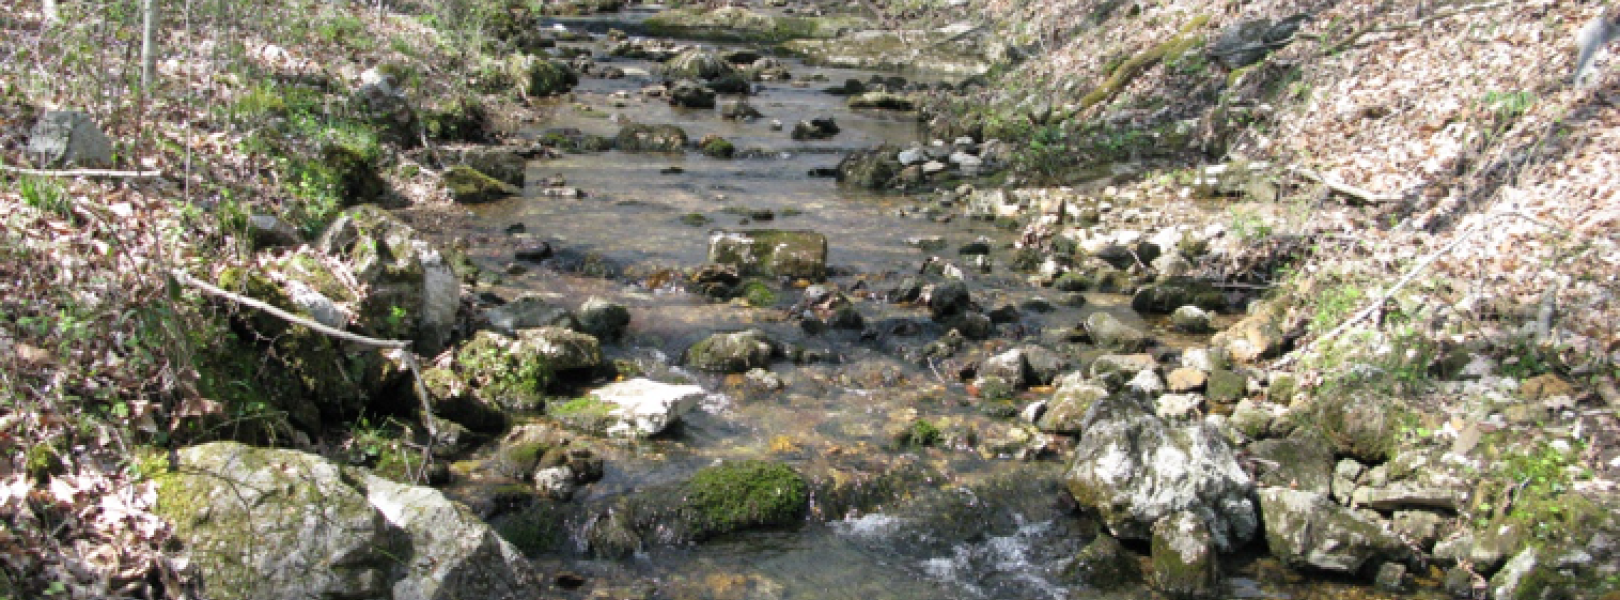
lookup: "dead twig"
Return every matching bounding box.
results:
[1289,165,1401,204]
[0,164,164,179]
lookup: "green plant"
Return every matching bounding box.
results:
[898,419,942,447]
[17,176,73,222]
[1227,207,1273,242]
[1482,90,1536,121]
[1310,283,1364,334]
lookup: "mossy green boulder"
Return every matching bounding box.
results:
[706,229,828,280]
[445,165,520,204]
[456,331,554,412]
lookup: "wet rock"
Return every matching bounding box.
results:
[707,229,828,279]
[684,329,778,372]
[848,91,916,110]
[1132,278,1222,314]
[1247,437,1334,495]
[586,378,706,437]
[927,279,973,320]
[745,368,785,391]
[668,79,718,108]
[514,243,553,261]
[247,214,304,249]
[445,165,521,204]
[1152,511,1220,600]
[1085,312,1150,352]
[616,123,689,152]
[943,311,993,340]
[1171,306,1214,333]
[486,295,579,336]
[837,145,903,189]
[1065,394,1257,550]
[154,442,542,600]
[662,48,735,80]
[577,297,631,342]
[1022,346,1069,385]
[516,327,602,372]
[1089,353,1158,390]
[1066,533,1143,590]
[1052,272,1092,292]
[698,134,736,158]
[981,349,1029,388]
[720,99,763,120]
[1257,488,1407,575]
[791,117,841,140]
[26,110,113,168]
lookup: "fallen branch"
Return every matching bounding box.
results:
[0,164,164,179]
[1290,166,1402,204]
[169,269,440,442]
[1320,1,1509,53]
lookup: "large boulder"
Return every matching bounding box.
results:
[668,79,718,109]
[578,297,631,341]
[26,110,113,168]
[1246,437,1334,495]
[485,295,580,335]
[456,331,554,412]
[684,329,778,372]
[1210,301,1286,364]
[1257,488,1408,575]
[1086,312,1151,352]
[318,206,462,355]
[791,117,841,141]
[515,326,601,372]
[707,229,828,280]
[1064,394,1257,551]
[1035,378,1108,433]
[154,442,543,600]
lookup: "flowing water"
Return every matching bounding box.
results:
[433,8,1447,599]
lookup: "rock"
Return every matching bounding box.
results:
[1171,306,1214,333]
[1471,521,1529,574]
[454,147,526,187]
[898,147,927,166]
[319,206,461,355]
[847,91,915,110]
[1227,398,1275,438]
[836,145,903,188]
[668,79,717,109]
[1211,303,1286,364]
[353,69,419,146]
[1209,19,1278,69]
[662,49,735,80]
[577,297,631,342]
[1022,346,1069,385]
[1152,511,1221,600]
[1311,393,1405,463]
[586,378,706,437]
[533,466,578,500]
[1332,459,1364,505]
[1065,394,1257,550]
[1086,312,1150,352]
[154,442,542,600]
[445,165,521,204]
[1132,278,1222,314]
[1128,369,1166,396]
[1375,562,1408,592]
[1155,394,1204,421]
[791,117,841,140]
[684,329,777,372]
[516,327,601,371]
[1066,533,1143,590]
[943,311,994,340]
[1248,438,1334,495]
[1257,488,1407,575]
[421,367,507,433]
[456,331,554,412]
[745,368,785,391]
[1089,354,1159,390]
[616,123,689,152]
[927,279,973,321]
[980,349,1029,388]
[26,110,113,168]
[1520,373,1576,401]
[1392,510,1443,551]
[1488,547,1559,600]
[1037,379,1108,433]
[1352,483,1465,511]
[1167,368,1208,393]
[707,229,828,279]
[698,134,736,158]
[1204,369,1247,403]
[1153,253,1195,279]
[246,214,304,249]
[720,100,763,120]
[504,55,577,97]
[284,280,346,330]
[486,295,580,335]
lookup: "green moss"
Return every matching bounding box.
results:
[491,503,569,557]
[679,460,809,539]
[444,165,519,204]
[897,419,942,448]
[738,279,777,307]
[457,332,554,412]
[495,441,552,478]
[422,94,489,142]
[680,213,711,227]
[1077,15,1209,111]
[548,396,618,433]
[700,136,737,159]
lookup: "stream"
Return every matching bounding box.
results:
[429,6,1445,599]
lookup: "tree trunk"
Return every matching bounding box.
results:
[141,0,158,94]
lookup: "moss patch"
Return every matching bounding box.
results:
[444,165,520,204]
[456,331,554,412]
[678,460,809,539]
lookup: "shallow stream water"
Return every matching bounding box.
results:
[438,9,1447,599]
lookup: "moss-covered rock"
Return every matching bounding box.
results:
[317,205,461,356]
[684,329,778,373]
[445,165,521,204]
[422,94,490,142]
[1067,533,1143,590]
[319,139,386,206]
[1309,392,1408,463]
[457,331,554,412]
[1151,511,1220,600]
[615,123,689,152]
[847,91,916,110]
[699,135,737,158]
[1131,277,1222,314]
[672,460,809,539]
[661,49,735,80]
[836,145,903,189]
[1204,368,1246,404]
[706,229,828,280]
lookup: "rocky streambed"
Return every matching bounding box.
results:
[154,3,1620,600]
